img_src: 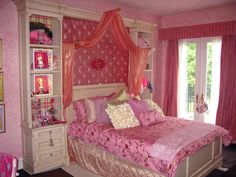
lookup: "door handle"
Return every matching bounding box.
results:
[201,94,204,104]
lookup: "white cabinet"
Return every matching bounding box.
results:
[14,0,66,174]
[22,124,66,174]
[130,25,156,100]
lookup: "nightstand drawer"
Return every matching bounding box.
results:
[37,127,63,142]
[37,148,65,161]
[37,137,64,151]
[35,148,65,171]
[33,125,66,152]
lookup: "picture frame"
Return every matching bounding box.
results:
[32,48,53,71]
[0,72,3,101]
[0,104,5,133]
[33,74,53,95]
[0,39,2,69]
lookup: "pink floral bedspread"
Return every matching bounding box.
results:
[68,117,231,177]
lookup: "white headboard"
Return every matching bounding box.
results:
[67,82,126,123]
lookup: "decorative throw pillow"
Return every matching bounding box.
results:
[144,99,165,116]
[94,98,111,124]
[114,88,129,101]
[127,99,149,117]
[138,110,166,126]
[84,99,96,123]
[105,103,140,129]
[72,93,116,123]
[72,99,87,123]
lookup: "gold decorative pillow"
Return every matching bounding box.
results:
[105,103,140,129]
[144,99,165,116]
[115,88,129,101]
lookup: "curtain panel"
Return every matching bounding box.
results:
[163,40,178,116]
[216,35,236,141]
[159,21,236,40]
[63,43,75,109]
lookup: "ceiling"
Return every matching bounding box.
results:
[103,0,236,16]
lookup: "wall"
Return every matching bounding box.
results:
[158,3,236,107]
[0,0,22,157]
[0,0,159,159]
[63,17,129,85]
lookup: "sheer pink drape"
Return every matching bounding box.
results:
[163,40,178,116]
[75,9,150,96]
[63,43,75,109]
[216,35,236,141]
[63,9,149,110]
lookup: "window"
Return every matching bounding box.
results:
[178,37,221,124]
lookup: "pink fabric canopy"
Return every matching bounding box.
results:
[63,9,150,109]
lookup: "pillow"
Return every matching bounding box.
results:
[105,103,140,129]
[144,99,165,116]
[72,93,116,123]
[84,99,96,123]
[127,99,149,117]
[138,110,166,126]
[94,98,111,124]
[72,99,87,123]
[114,88,129,101]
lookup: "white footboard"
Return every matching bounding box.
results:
[175,138,222,177]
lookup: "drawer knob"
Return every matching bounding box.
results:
[50,153,53,156]
[49,138,54,146]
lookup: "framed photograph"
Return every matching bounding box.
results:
[33,74,53,95]
[0,72,3,101]
[0,39,2,69]
[0,104,5,133]
[32,48,53,71]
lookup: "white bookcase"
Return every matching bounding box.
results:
[14,0,67,174]
[130,25,156,100]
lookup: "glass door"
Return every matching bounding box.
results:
[178,37,221,124]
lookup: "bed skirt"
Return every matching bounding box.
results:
[68,136,165,177]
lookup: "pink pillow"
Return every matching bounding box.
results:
[94,98,111,124]
[72,93,116,123]
[127,99,149,117]
[73,99,87,123]
[138,110,166,126]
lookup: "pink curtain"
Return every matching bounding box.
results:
[216,35,236,141]
[75,8,150,96]
[163,40,178,116]
[63,43,75,109]
[63,9,150,110]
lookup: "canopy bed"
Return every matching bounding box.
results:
[64,9,231,177]
[67,83,230,177]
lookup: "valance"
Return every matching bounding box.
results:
[159,21,236,40]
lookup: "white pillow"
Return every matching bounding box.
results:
[105,103,140,129]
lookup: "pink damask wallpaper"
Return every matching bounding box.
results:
[63,17,129,86]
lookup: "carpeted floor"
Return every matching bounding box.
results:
[207,163,236,177]
[206,144,236,177]
[18,168,72,177]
